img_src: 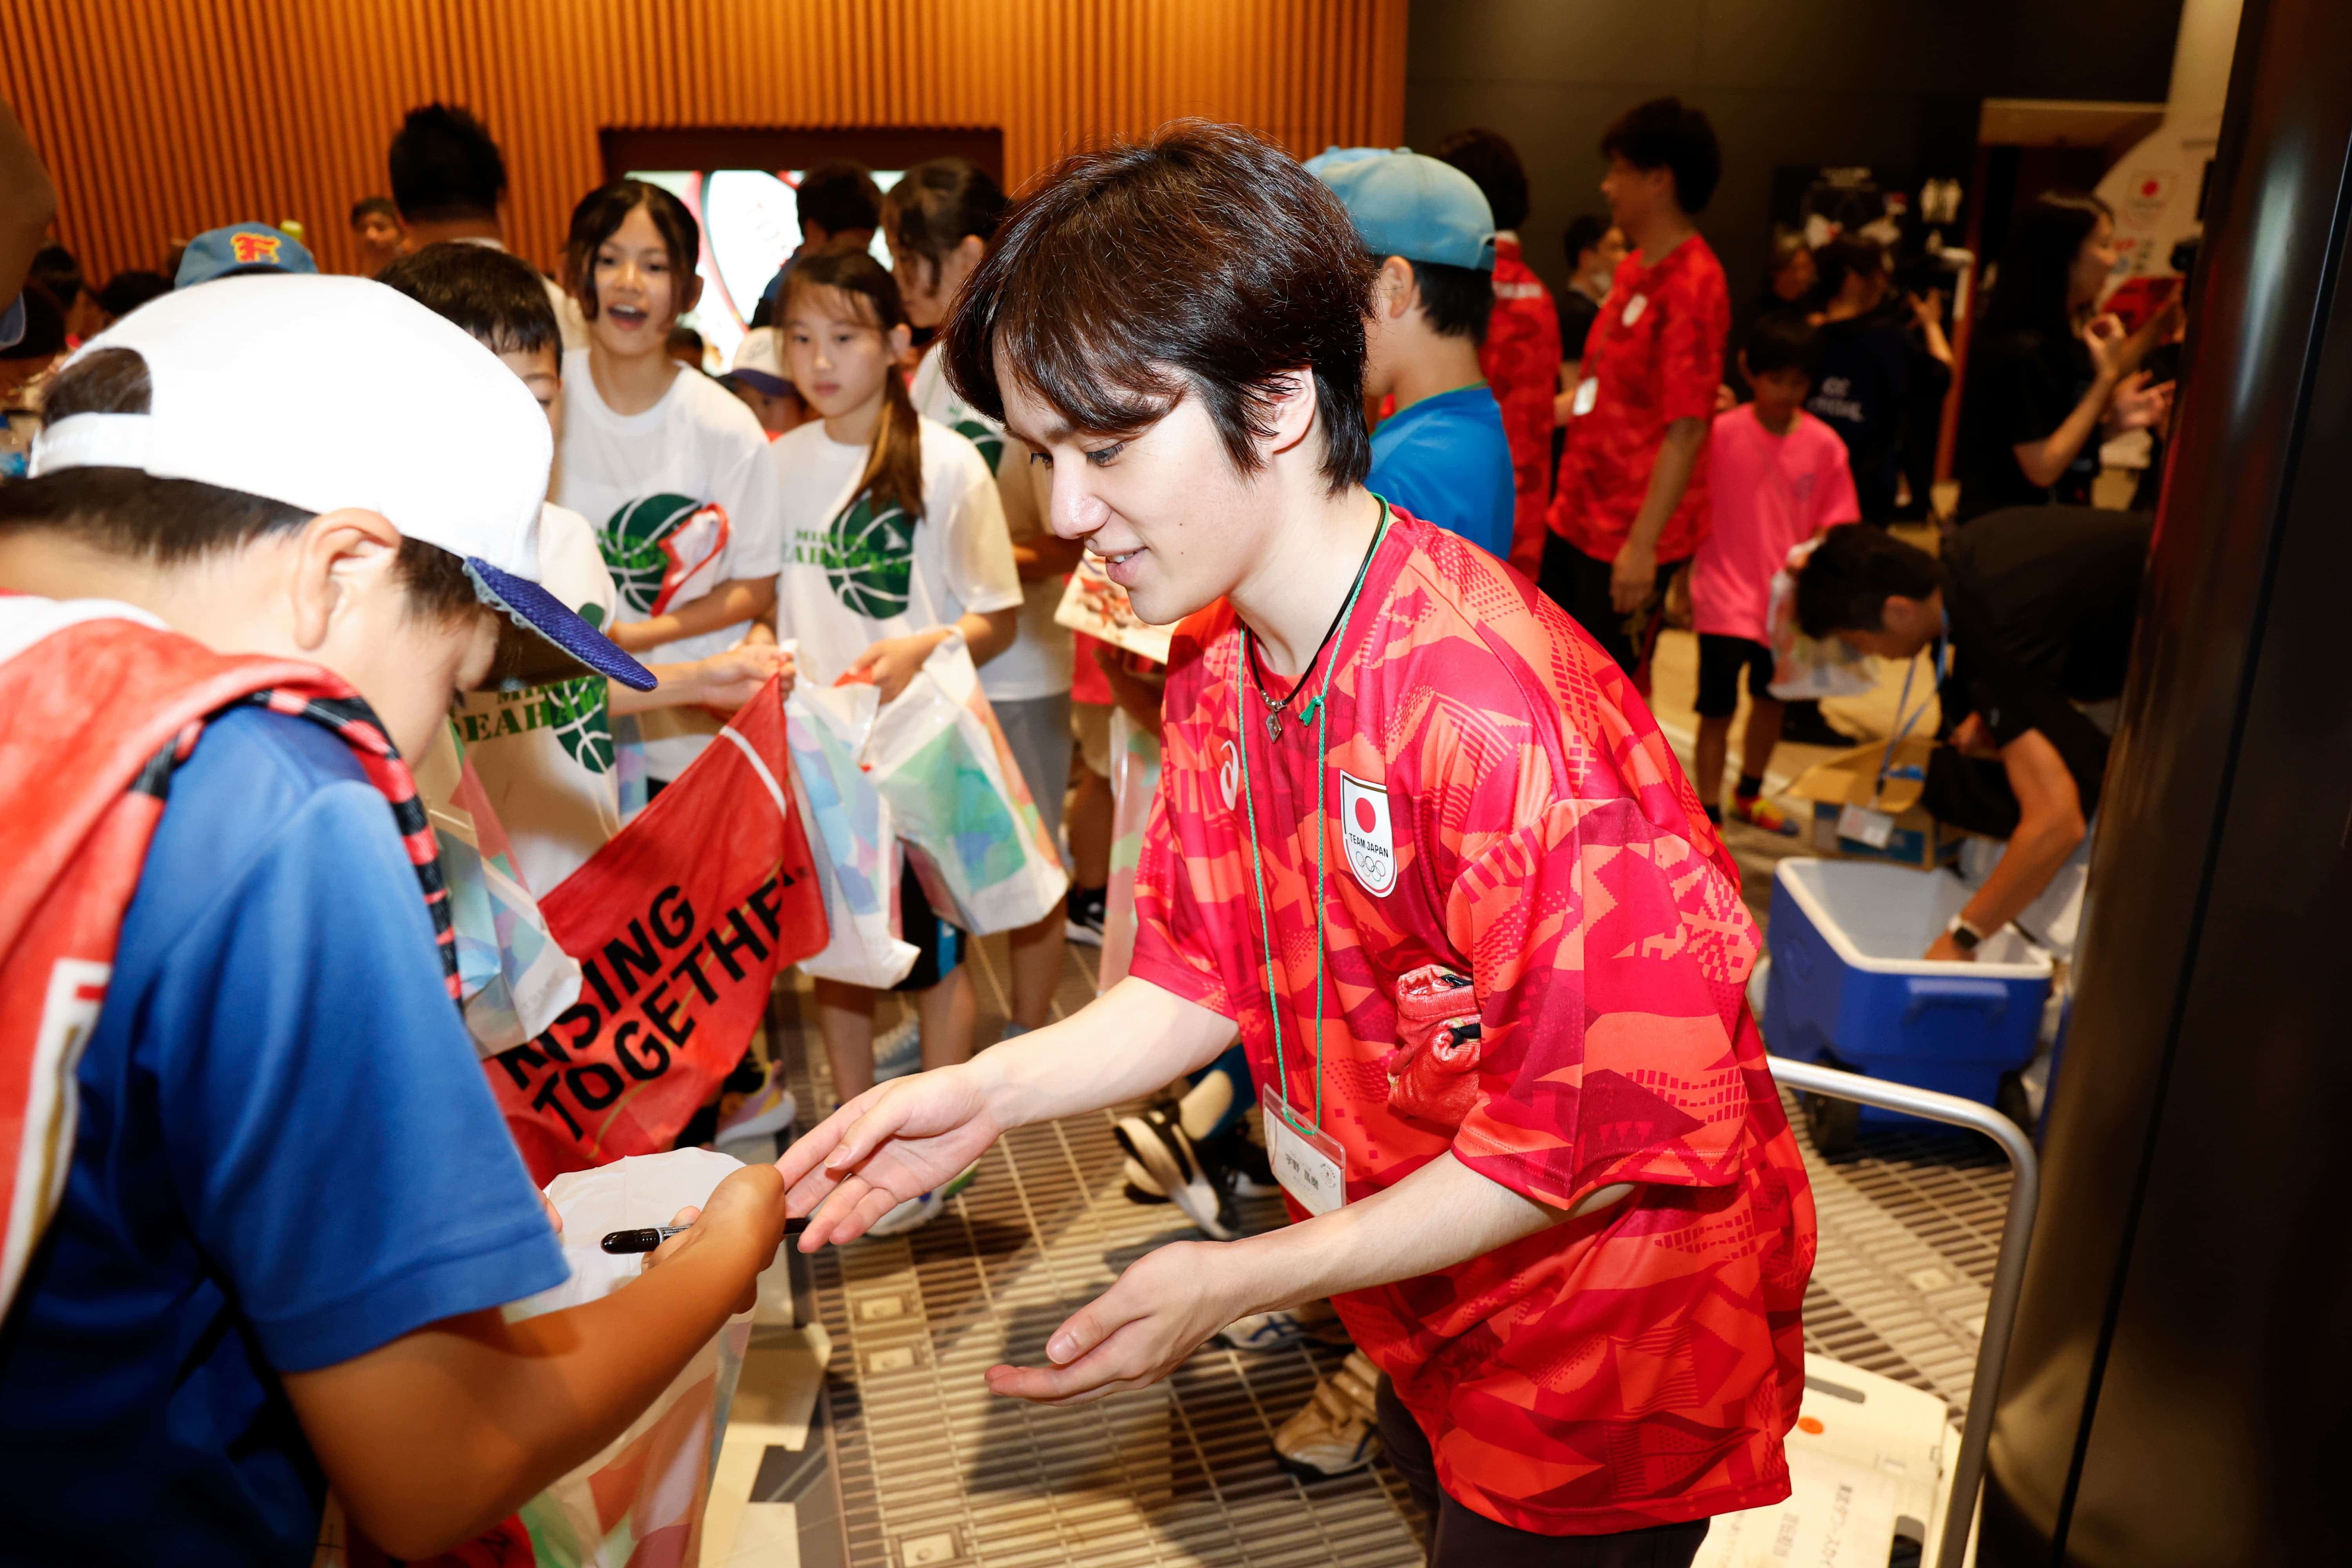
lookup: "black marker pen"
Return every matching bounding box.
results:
[599,1217,808,1254]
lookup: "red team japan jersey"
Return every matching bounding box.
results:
[1480,236,1564,575]
[1130,510,1814,1534]
[1550,234,1731,565]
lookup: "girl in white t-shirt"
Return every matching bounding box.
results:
[773,248,1023,1232]
[557,179,787,785]
[886,158,1083,1044]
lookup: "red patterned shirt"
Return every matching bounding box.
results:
[1549,233,1730,564]
[1131,509,1815,1535]
[1481,236,1563,577]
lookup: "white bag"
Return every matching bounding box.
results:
[499,1149,757,1566]
[1767,535,1878,701]
[785,679,919,988]
[863,635,1069,936]
[1096,706,1162,993]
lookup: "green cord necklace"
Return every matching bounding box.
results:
[1236,506,1390,1139]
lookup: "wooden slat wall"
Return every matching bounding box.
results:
[1,0,1408,283]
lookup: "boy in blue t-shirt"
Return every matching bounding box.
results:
[0,276,791,1566]
[1309,146,1517,559]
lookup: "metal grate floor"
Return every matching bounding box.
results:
[761,897,2017,1568]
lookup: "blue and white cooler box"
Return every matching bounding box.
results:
[1762,858,2052,1124]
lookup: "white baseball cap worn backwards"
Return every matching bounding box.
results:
[29,273,656,690]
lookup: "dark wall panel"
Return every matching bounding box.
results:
[1981,0,2352,1556]
[1404,0,2184,311]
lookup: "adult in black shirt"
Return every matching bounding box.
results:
[1551,213,1621,471]
[1794,508,2151,959]
[1955,192,2176,521]
[1806,234,1953,522]
[1553,216,1621,386]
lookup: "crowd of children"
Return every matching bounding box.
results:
[0,67,2122,1567]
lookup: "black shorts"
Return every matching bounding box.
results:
[1695,633,1775,718]
[1538,534,1686,682]
[1375,1376,1708,1567]
[891,856,964,993]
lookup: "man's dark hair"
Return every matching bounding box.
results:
[96,270,172,321]
[376,242,561,359]
[1563,214,1612,269]
[1744,310,1819,379]
[942,121,1375,494]
[1600,96,1722,214]
[563,180,701,320]
[1794,520,1941,639]
[797,163,882,239]
[29,245,82,309]
[1433,127,1529,232]
[1814,234,1886,301]
[0,348,478,621]
[388,104,508,224]
[1396,256,1494,344]
[350,195,399,227]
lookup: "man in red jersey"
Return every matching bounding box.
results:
[1436,128,1563,578]
[777,122,1814,1567]
[1544,98,1732,693]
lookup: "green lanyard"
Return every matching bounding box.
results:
[1236,510,1390,1140]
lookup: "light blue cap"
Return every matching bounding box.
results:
[1306,146,1497,272]
[176,223,319,289]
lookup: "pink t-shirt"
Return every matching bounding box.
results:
[1690,405,1860,644]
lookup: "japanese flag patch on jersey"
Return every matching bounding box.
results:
[1339,771,1397,896]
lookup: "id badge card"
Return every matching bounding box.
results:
[1261,1083,1347,1216]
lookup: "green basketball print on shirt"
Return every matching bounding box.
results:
[599,493,703,617]
[549,603,613,775]
[824,494,916,619]
[545,673,614,775]
[952,418,1004,470]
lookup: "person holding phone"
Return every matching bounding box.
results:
[1956,192,2179,523]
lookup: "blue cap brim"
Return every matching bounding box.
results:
[466,557,660,691]
[726,368,793,399]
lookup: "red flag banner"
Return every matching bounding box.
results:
[489,677,825,1182]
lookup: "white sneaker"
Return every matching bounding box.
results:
[872,1018,920,1082]
[713,1074,796,1162]
[862,1162,980,1239]
[717,1075,797,1143]
[1112,1104,1239,1241]
[1217,1298,1347,1352]
[865,1189,943,1237]
[1218,1310,1312,1352]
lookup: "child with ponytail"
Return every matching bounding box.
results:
[557,178,785,792]
[771,248,1023,1236]
[886,157,1082,1044]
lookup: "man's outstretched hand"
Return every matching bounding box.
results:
[776,1065,1004,1248]
[985,1240,1249,1406]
